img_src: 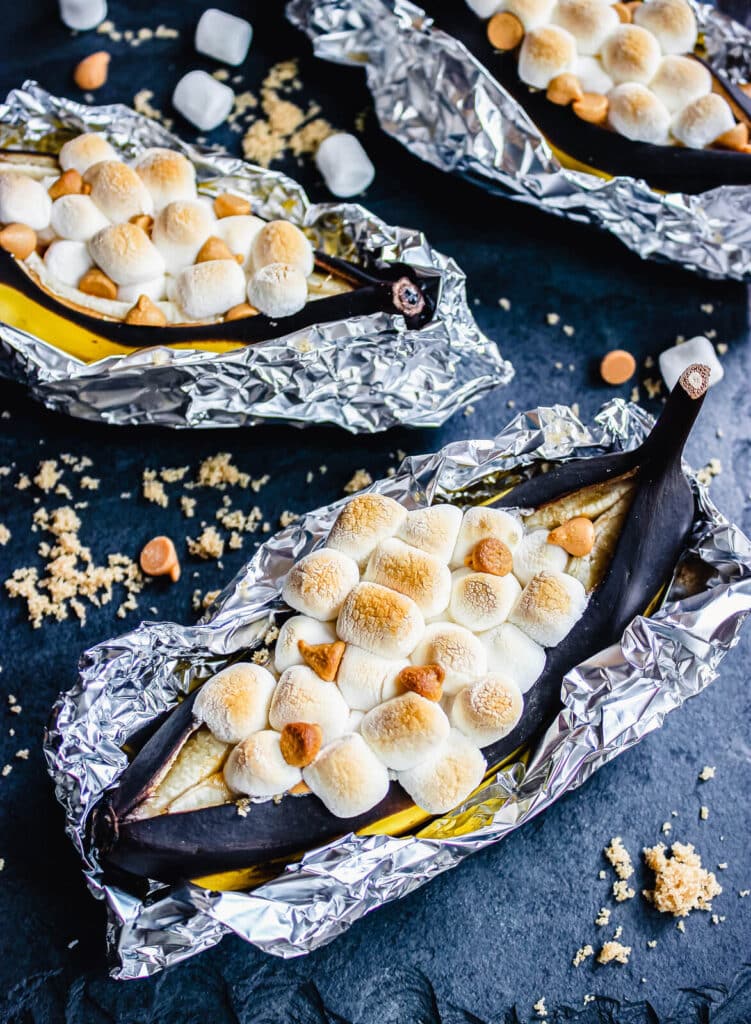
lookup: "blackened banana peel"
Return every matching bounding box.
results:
[94,364,710,890]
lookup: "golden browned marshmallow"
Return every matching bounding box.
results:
[268,665,350,744]
[607,83,671,144]
[449,569,522,632]
[173,259,247,319]
[335,644,408,711]
[337,582,425,659]
[274,615,338,673]
[509,570,587,646]
[151,199,215,275]
[303,734,390,818]
[451,675,523,747]
[251,219,314,277]
[601,25,661,85]
[396,504,463,563]
[552,0,619,56]
[451,506,522,569]
[518,25,577,90]
[59,133,117,176]
[649,55,711,114]
[633,0,697,54]
[360,691,450,769]
[398,729,486,815]
[83,160,154,222]
[364,538,451,618]
[410,621,487,696]
[282,546,360,621]
[223,730,302,797]
[214,214,265,268]
[193,662,277,743]
[87,222,165,286]
[504,0,556,30]
[478,621,546,693]
[512,528,568,586]
[134,148,197,210]
[672,93,736,150]
[328,493,407,568]
[0,172,52,231]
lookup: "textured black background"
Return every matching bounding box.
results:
[0,2,750,1022]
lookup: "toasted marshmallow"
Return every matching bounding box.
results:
[173,259,246,319]
[398,729,486,815]
[672,93,736,149]
[117,275,166,304]
[269,665,350,745]
[0,172,52,231]
[575,56,614,94]
[337,582,425,659]
[224,730,301,797]
[328,493,407,568]
[282,547,360,622]
[88,223,165,286]
[304,733,390,818]
[504,0,556,31]
[134,148,197,210]
[59,133,117,176]
[83,161,154,222]
[193,662,276,743]
[552,0,619,56]
[214,214,265,267]
[649,55,711,114]
[274,614,338,673]
[608,83,671,144]
[251,219,314,277]
[247,262,308,318]
[410,622,487,696]
[360,692,450,770]
[601,25,661,85]
[364,538,451,618]
[633,0,697,54]
[449,569,521,633]
[49,193,110,242]
[396,505,462,563]
[512,528,567,586]
[151,200,215,275]
[336,644,407,710]
[43,240,93,288]
[518,26,577,90]
[451,507,522,569]
[478,622,546,693]
[509,570,587,646]
[451,675,523,747]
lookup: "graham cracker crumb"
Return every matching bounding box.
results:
[180,496,197,518]
[605,836,634,879]
[344,469,373,494]
[197,453,249,490]
[533,997,547,1017]
[34,460,62,493]
[597,941,631,965]
[572,944,594,967]
[642,842,721,917]
[160,466,189,484]
[0,524,10,546]
[594,907,611,927]
[187,525,225,560]
[79,476,99,491]
[698,765,716,781]
[613,880,636,902]
[142,470,168,508]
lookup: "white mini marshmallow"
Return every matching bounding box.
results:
[672,93,736,149]
[364,538,451,619]
[195,8,253,66]
[608,83,671,144]
[83,160,154,222]
[336,644,407,711]
[466,0,503,16]
[214,214,265,267]
[134,148,197,210]
[274,615,338,673]
[117,275,166,304]
[575,56,614,95]
[361,692,450,770]
[398,729,486,815]
[478,621,546,693]
[337,582,425,659]
[247,263,308,318]
[269,665,350,745]
[658,335,724,392]
[304,734,390,818]
[451,506,522,569]
[193,662,277,743]
[396,505,462,563]
[282,547,360,622]
[174,259,246,319]
[0,172,52,231]
[172,71,235,132]
[451,675,523,747]
[512,528,568,586]
[518,26,577,90]
[151,200,215,275]
[601,25,661,85]
[50,193,110,242]
[223,730,301,798]
[88,223,165,286]
[410,621,488,696]
[633,0,697,54]
[328,493,407,568]
[552,0,619,56]
[315,133,375,198]
[509,570,587,647]
[43,239,93,288]
[649,55,711,114]
[449,569,522,633]
[504,0,557,31]
[59,133,117,176]
[251,220,314,277]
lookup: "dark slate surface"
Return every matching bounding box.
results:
[0,2,750,1022]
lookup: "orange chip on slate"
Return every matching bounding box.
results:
[140,536,180,582]
[601,349,637,385]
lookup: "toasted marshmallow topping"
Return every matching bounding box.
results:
[552,0,619,56]
[478,621,546,693]
[672,93,736,150]
[0,172,52,231]
[214,214,265,267]
[601,25,661,85]
[396,504,463,563]
[328,493,407,567]
[88,222,165,286]
[151,199,215,275]
[633,0,697,55]
[449,569,521,632]
[59,133,117,176]
[337,581,425,659]
[509,569,587,646]
[304,733,390,818]
[173,259,247,319]
[247,262,308,318]
[518,25,577,89]
[251,219,314,277]
[607,83,671,144]
[282,547,360,621]
[224,730,302,797]
[512,528,568,586]
[364,537,451,618]
[505,0,556,31]
[274,615,338,673]
[360,691,450,770]
[117,275,166,304]
[451,675,523,746]
[43,239,93,288]
[193,662,277,743]
[83,160,154,222]
[649,55,711,114]
[574,56,614,95]
[398,729,486,815]
[451,506,522,569]
[50,193,110,242]
[134,148,197,210]
[268,665,350,744]
[410,621,488,696]
[336,644,407,711]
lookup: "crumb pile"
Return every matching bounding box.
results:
[643,842,722,917]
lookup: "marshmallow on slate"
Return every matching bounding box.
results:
[633,0,697,54]
[43,240,93,288]
[151,200,215,275]
[247,263,308,318]
[451,506,522,569]
[304,733,390,818]
[193,662,276,743]
[449,569,521,633]
[336,644,407,711]
[214,214,265,267]
[0,172,52,231]
[360,692,450,770]
[83,161,154,222]
[509,570,587,647]
[601,25,661,85]
[337,582,425,659]
[88,223,165,286]
[478,622,546,693]
[58,0,107,31]
[396,505,462,563]
[251,220,314,278]
[195,8,253,66]
[134,148,197,210]
[224,730,301,798]
[172,71,235,133]
[315,133,375,198]
[282,547,359,622]
[451,675,523,747]
[117,275,166,304]
[174,259,246,319]
[398,729,486,815]
[411,621,488,696]
[512,528,568,586]
[274,615,338,673]
[328,493,407,568]
[608,83,671,145]
[268,665,350,745]
[649,55,711,114]
[552,0,619,56]
[575,56,614,95]
[518,26,577,90]
[658,336,724,392]
[50,193,110,242]
[59,133,117,176]
[505,0,556,31]
[672,93,736,150]
[465,0,503,15]
[364,538,451,619]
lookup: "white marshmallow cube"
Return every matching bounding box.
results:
[315,133,375,198]
[173,71,235,132]
[195,8,253,66]
[658,336,724,393]
[58,0,107,30]
[43,240,93,288]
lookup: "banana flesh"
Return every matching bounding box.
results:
[133,729,230,820]
[566,491,635,591]
[524,471,637,530]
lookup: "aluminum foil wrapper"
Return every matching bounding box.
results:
[0,82,510,431]
[45,399,751,978]
[288,0,751,282]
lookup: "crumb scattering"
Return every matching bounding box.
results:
[642,842,721,917]
[698,765,716,781]
[597,941,631,965]
[572,944,594,967]
[343,469,373,494]
[604,836,634,880]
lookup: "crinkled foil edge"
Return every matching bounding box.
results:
[287,0,751,282]
[44,398,751,979]
[0,82,511,431]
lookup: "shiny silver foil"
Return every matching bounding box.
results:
[0,82,510,431]
[288,0,751,282]
[45,399,751,979]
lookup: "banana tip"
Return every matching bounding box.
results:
[679,363,711,399]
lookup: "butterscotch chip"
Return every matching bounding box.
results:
[396,664,444,702]
[139,535,180,582]
[195,235,235,263]
[600,348,636,385]
[573,93,609,125]
[125,294,167,326]
[487,11,524,51]
[214,192,252,218]
[297,638,346,682]
[48,169,84,200]
[279,722,322,767]
[129,213,154,235]
[225,302,258,321]
[0,223,37,260]
[547,73,583,107]
[78,268,117,300]
[464,536,513,576]
[715,123,749,152]
[288,780,311,795]
[73,51,110,91]
[613,2,632,23]
[547,516,595,557]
